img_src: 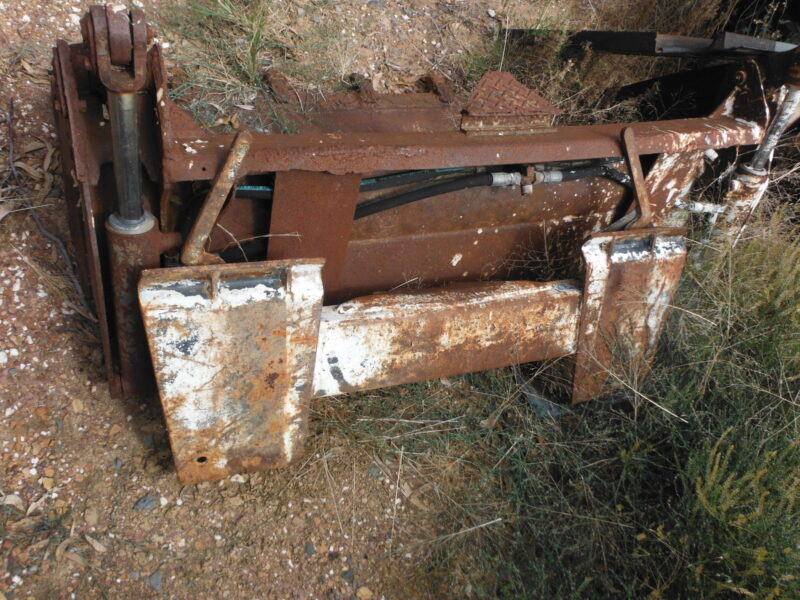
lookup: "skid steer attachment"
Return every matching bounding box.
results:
[52,6,799,483]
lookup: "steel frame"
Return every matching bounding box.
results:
[51,5,798,483]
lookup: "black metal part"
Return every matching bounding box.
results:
[354,173,494,220]
[537,165,632,189]
[562,30,796,57]
[359,168,471,192]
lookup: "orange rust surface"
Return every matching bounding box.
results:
[138,260,324,484]
[572,228,688,404]
[313,280,582,396]
[160,117,762,181]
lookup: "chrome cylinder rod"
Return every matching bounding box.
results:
[107,92,144,227]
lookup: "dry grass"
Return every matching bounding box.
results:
[314,198,800,598]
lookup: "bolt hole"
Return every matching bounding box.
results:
[201,166,207,172]
[196,456,207,464]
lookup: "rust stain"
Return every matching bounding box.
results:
[572,228,688,404]
[138,260,324,484]
[313,280,582,396]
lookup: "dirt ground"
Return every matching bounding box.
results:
[0,1,530,598]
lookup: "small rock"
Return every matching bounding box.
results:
[226,495,244,508]
[304,541,316,555]
[356,587,373,600]
[367,465,382,480]
[133,493,158,511]
[85,507,99,526]
[114,458,123,469]
[328,551,340,561]
[368,0,385,6]
[109,424,122,436]
[147,570,163,591]
[311,15,324,24]
[487,8,496,17]
[341,569,355,584]
[142,434,154,448]
[41,477,54,490]
[131,570,139,580]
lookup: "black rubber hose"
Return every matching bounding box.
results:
[234,168,472,200]
[545,165,632,188]
[600,166,633,189]
[354,172,494,220]
[360,168,470,192]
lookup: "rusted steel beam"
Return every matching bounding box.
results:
[53,41,120,391]
[622,127,654,227]
[181,130,253,265]
[139,260,325,484]
[572,228,688,404]
[313,280,582,396]
[336,222,584,301]
[645,151,706,226]
[161,117,762,181]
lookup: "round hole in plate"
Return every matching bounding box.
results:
[196,456,208,464]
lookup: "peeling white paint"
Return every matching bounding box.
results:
[281,263,325,463]
[574,232,687,402]
[139,261,324,481]
[313,281,581,397]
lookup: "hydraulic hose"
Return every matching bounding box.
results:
[536,165,632,189]
[354,173,495,220]
[234,168,470,199]
[359,168,469,192]
[234,159,632,221]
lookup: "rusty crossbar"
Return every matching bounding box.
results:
[51,5,799,482]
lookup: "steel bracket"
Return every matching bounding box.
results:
[139,260,325,484]
[572,228,688,403]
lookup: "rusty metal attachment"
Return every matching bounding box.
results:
[621,127,654,228]
[181,130,253,266]
[572,228,687,404]
[52,6,798,483]
[139,260,324,484]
